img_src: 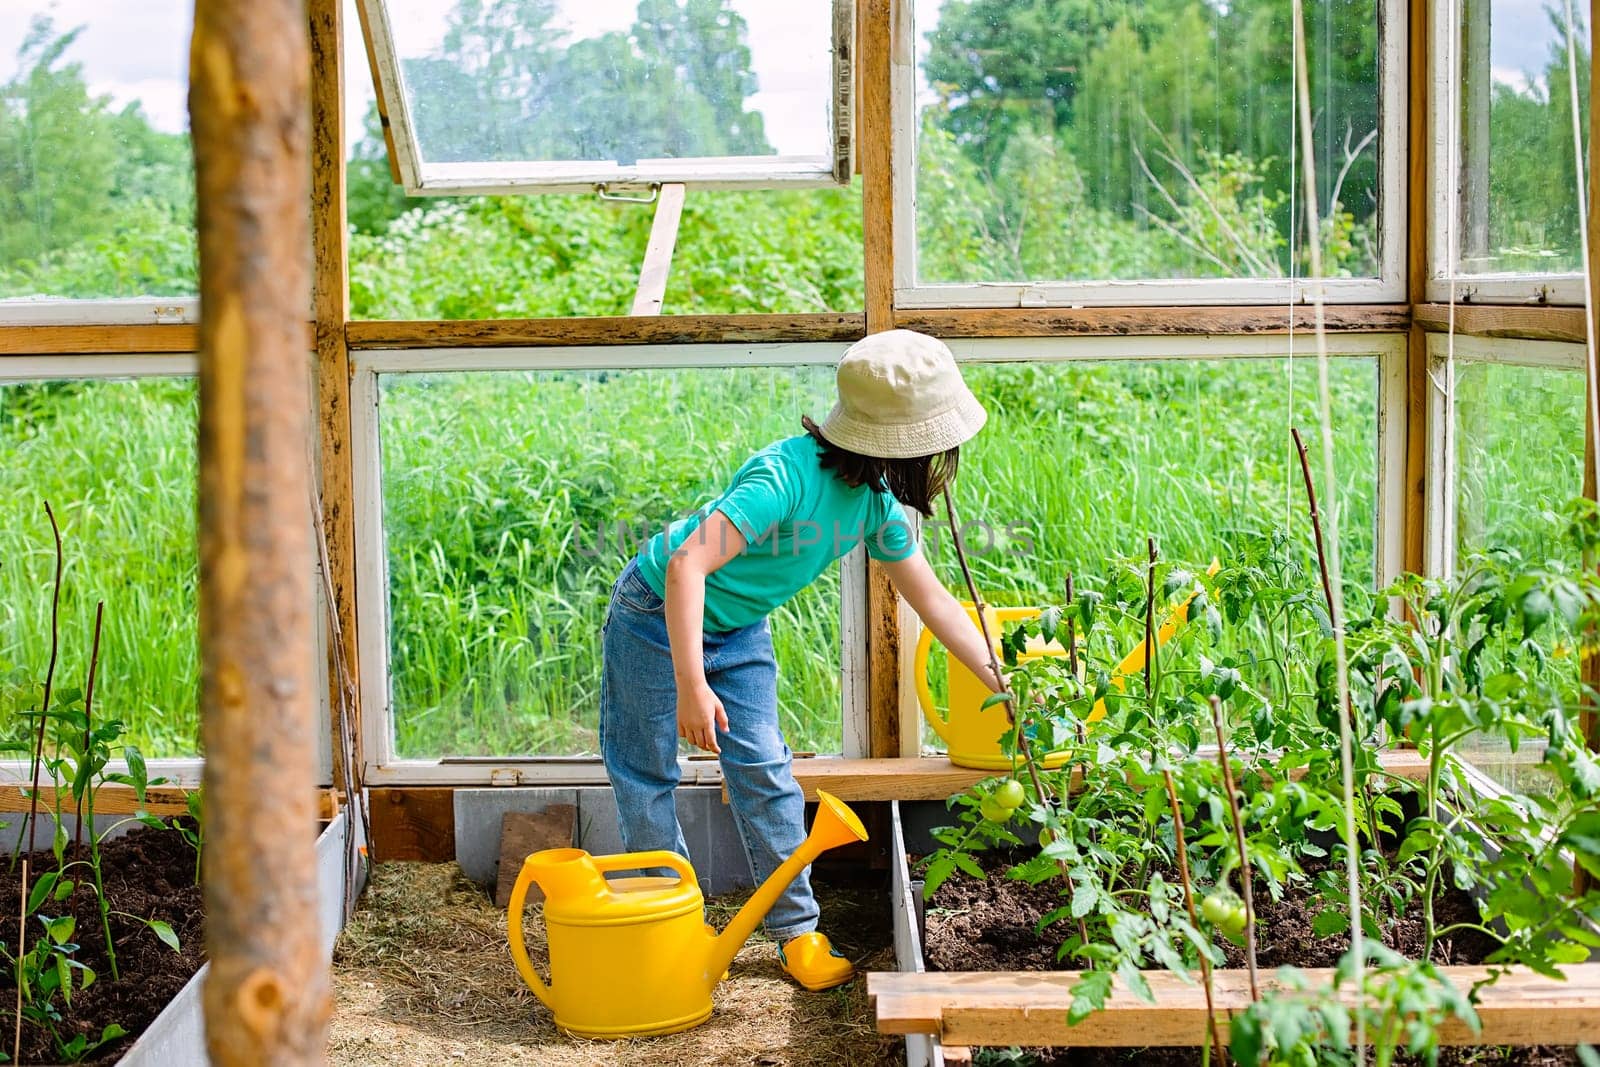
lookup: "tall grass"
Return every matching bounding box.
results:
[0,378,198,756]
[0,354,1572,761]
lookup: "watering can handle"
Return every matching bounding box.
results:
[506,858,553,1009]
[590,850,697,885]
[913,624,955,746]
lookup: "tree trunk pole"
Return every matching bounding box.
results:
[190,0,329,1062]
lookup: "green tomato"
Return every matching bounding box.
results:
[978,796,1012,824]
[1202,892,1247,936]
[994,779,1026,810]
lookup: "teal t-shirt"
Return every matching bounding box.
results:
[636,436,918,632]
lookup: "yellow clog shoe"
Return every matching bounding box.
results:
[778,932,854,991]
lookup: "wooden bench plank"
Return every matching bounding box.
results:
[869,965,1600,1047]
[722,749,1429,804]
[0,785,340,820]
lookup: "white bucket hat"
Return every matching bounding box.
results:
[818,329,988,459]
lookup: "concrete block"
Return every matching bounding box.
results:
[454,786,754,895]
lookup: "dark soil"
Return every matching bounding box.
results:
[0,824,206,1066]
[925,854,1582,1067]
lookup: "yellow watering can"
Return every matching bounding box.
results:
[1087,559,1221,721]
[507,789,868,1039]
[915,604,1073,770]
[916,563,1222,769]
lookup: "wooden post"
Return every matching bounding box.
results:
[861,0,901,757]
[1578,0,1600,895]
[190,0,331,1061]
[1403,0,1431,579]
[311,0,361,793]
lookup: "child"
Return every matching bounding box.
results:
[599,329,1005,991]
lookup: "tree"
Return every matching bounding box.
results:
[0,17,195,299]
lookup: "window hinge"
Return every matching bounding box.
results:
[489,768,523,787]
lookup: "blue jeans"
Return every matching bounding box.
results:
[599,557,817,941]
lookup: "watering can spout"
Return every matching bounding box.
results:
[703,790,868,984]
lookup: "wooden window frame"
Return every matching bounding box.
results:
[355,0,857,196]
[1423,332,1588,577]
[352,333,1406,784]
[889,0,1409,309]
[0,352,334,790]
[1425,0,1588,305]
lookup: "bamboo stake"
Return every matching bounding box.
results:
[13,860,26,1064]
[1163,770,1227,1066]
[940,486,1048,803]
[1210,695,1260,1001]
[74,602,104,864]
[22,503,63,860]
[191,0,329,1059]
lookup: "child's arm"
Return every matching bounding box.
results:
[879,549,1005,694]
[664,509,747,754]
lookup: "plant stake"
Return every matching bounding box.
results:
[1163,769,1227,1066]
[1210,695,1260,1001]
[21,503,64,863]
[940,486,1048,804]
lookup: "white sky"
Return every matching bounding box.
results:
[0,0,1583,149]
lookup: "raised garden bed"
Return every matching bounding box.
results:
[2,812,355,1066]
[870,521,1600,1066]
[879,799,1600,1066]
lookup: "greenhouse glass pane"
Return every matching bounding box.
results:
[1453,0,1591,276]
[0,4,197,301]
[379,366,842,758]
[1451,357,1585,795]
[917,355,1379,753]
[911,0,1383,284]
[1453,360,1585,564]
[0,378,199,758]
[383,0,834,169]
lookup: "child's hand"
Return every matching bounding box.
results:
[677,680,729,754]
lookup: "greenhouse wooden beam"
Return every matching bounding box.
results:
[190,0,330,1060]
[0,324,196,355]
[1403,0,1430,578]
[311,0,362,796]
[861,0,902,758]
[870,965,1600,1047]
[895,305,1409,338]
[1413,303,1587,345]
[1580,0,1600,896]
[344,312,866,349]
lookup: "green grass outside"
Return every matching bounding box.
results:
[0,378,199,756]
[0,353,1578,761]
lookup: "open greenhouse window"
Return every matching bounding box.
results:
[894,0,1405,308]
[351,342,858,785]
[0,2,198,323]
[904,335,1408,756]
[1428,0,1592,304]
[0,357,203,783]
[1424,333,1587,793]
[355,0,854,195]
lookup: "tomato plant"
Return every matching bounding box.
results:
[922,501,1600,1066]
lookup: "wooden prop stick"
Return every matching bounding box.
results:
[940,486,1048,803]
[630,183,687,316]
[190,0,330,1060]
[1162,771,1227,1066]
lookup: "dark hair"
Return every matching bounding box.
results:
[801,415,960,518]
